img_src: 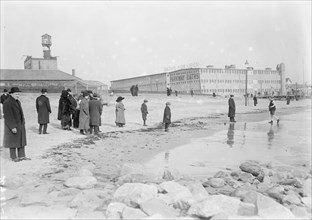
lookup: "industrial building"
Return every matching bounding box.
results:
[110,63,286,96]
[0,34,108,94]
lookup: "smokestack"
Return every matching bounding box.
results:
[72,69,76,77]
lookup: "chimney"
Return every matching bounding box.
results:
[72,69,76,77]
[43,50,51,59]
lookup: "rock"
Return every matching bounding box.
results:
[186,182,209,201]
[256,182,272,193]
[243,191,296,219]
[113,183,158,207]
[156,193,173,205]
[159,181,190,194]
[282,194,301,205]
[20,192,52,207]
[238,172,255,183]
[3,176,24,189]
[140,198,179,218]
[265,185,285,202]
[237,202,257,216]
[302,197,312,209]
[3,205,77,219]
[205,178,225,188]
[291,206,311,218]
[64,176,97,190]
[2,189,18,202]
[167,188,195,210]
[144,213,165,219]
[187,195,255,218]
[122,206,148,219]
[279,178,303,188]
[214,171,230,179]
[230,188,250,200]
[57,188,80,197]
[117,173,156,184]
[78,168,93,177]
[210,212,229,220]
[302,178,312,196]
[69,190,103,211]
[106,202,127,219]
[75,210,106,219]
[239,162,262,177]
[81,163,96,172]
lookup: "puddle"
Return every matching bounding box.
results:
[144,109,312,178]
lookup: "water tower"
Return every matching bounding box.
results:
[41,34,52,59]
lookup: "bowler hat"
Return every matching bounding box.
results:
[116,96,124,102]
[9,87,21,94]
[41,88,48,93]
[230,94,234,97]
[82,91,89,97]
[144,99,148,103]
[166,102,171,105]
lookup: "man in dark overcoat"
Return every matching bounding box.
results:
[163,102,171,132]
[36,88,51,134]
[141,99,148,126]
[89,94,102,135]
[3,87,30,162]
[1,89,9,104]
[253,94,258,106]
[228,94,236,122]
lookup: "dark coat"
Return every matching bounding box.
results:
[269,100,276,113]
[3,96,27,148]
[253,96,258,105]
[36,95,51,124]
[228,98,236,117]
[89,99,102,126]
[141,103,148,120]
[163,106,171,123]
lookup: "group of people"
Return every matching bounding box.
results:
[130,85,139,96]
[228,94,279,124]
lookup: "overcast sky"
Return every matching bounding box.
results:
[1,1,311,85]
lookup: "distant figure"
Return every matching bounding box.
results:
[72,94,80,129]
[286,95,291,105]
[130,85,135,96]
[58,90,73,130]
[141,99,148,126]
[190,88,194,97]
[163,102,171,132]
[268,97,279,124]
[0,89,9,104]
[166,87,170,96]
[134,84,139,96]
[228,94,236,122]
[253,95,258,106]
[67,89,77,129]
[212,92,216,97]
[36,88,51,134]
[79,91,90,134]
[169,88,172,96]
[175,90,178,96]
[89,93,103,135]
[115,96,126,127]
[3,87,30,162]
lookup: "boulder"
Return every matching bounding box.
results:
[113,183,158,207]
[156,193,173,205]
[106,202,127,219]
[77,168,93,177]
[291,206,311,218]
[139,198,179,218]
[243,191,296,219]
[282,194,301,205]
[302,197,312,209]
[186,182,209,201]
[187,195,255,218]
[75,210,106,219]
[210,212,229,220]
[205,178,225,188]
[121,206,148,219]
[302,178,312,196]
[81,163,96,172]
[3,205,77,219]
[57,188,80,197]
[167,188,195,210]
[230,188,250,200]
[159,181,190,194]
[214,171,230,179]
[68,190,103,211]
[265,185,285,202]
[64,176,97,190]
[20,192,53,207]
[239,162,262,176]
[279,178,303,188]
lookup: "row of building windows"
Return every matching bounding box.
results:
[201,88,276,93]
[200,79,281,84]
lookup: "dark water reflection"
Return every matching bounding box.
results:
[226,123,235,148]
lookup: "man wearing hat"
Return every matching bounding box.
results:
[78,91,90,134]
[3,87,30,162]
[163,102,171,132]
[141,99,148,126]
[89,93,102,135]
[115,96,126,127]
[36,88,52,134]
[228,94,236,122]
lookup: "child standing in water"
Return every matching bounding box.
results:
[268,97,279,124]
[163,102,171,132]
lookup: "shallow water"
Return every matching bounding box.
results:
[144,108,312,178]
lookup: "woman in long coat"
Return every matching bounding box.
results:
[115,96,126,127]
[78,92,90,134]
[3,87,29,162]
[36,88,51,134]
[57,90,73,130]
[163,102,171,132]
[228,94,236,122]
[89,94,102,134]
